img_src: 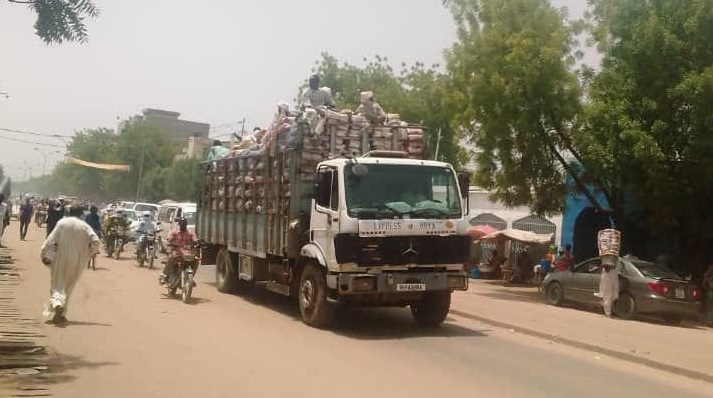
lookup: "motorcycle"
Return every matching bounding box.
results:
[165,244,200,303]
[136,231,159,269]
[105,226,126,259]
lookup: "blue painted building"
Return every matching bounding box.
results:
[560,179,615,261]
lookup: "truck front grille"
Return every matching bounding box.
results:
[334,234,470,266]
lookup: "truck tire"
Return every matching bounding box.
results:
[298,263,335,329]
[410,291,451,327]
[216,248,238,293]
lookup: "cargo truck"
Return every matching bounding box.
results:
[197,108,471,328]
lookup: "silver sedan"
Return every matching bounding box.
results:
[541,255,702,324]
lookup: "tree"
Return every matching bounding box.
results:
[578,0,713,269]
[141,158,202,203]
[7,0,99,44]
[102,121,176,201]
[444,0,584,215]
[51,128,115,199]
[310,53,465,166]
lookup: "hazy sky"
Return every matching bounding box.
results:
[0,0,589,181]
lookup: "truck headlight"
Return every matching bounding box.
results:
[353,276,376,292]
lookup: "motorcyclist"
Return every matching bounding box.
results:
[135,211,158,256]
[104,209,130,255]
[159,216,197,285]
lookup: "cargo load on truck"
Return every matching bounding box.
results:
[198,101,470,329]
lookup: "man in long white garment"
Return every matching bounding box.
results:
[41,205,100,324]
[599,256,620,318]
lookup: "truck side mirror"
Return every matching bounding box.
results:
[313,172,324,200]
[457,171,470,198]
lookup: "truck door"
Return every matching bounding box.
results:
[311,167,340,266]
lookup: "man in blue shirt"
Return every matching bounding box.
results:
[19,198,33,240]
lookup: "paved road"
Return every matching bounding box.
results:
[4,226,713,397]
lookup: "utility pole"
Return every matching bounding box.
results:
[434,128,442,161]
[135,145,146,202]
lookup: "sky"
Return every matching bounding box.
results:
[0,0,590,181]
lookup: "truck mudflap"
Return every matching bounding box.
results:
[332,271,468,295]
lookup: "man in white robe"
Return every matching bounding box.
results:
[599,256,620,317]
[41,205,100,324]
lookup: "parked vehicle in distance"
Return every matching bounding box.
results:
[541,255,701,324]
[131,202,160,215]
[156,202,196,252]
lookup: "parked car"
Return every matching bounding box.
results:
[541,255,701,323]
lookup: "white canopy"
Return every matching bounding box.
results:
[478,228,553,245]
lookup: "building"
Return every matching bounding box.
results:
[117,108,210,144]
[467,186,563,264]
[175,136,217,160]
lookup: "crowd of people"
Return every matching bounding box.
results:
[0,193,199,325]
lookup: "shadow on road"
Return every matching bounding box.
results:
[39,353,118,386]
[64,320,113,327]
[331,308,489,340]
[215,285,489,339]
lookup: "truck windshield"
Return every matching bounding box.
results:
[344,163,462,219]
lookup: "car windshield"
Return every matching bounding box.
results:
[630,260,680,279]
[344,163,462,219]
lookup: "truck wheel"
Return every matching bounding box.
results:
[410,291,451,327]
[216,248,238,293]
[298,263,335,328]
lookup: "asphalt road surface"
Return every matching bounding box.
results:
[5,226,713,397]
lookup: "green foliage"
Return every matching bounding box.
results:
[579,0,713,263]
[29,123,190,203]
[8,0,100,44]
[140,158,202,203]
[309,53,465,166]
[444,0,583,215]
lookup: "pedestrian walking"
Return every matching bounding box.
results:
[40,205,100,324]
[702,263,713,326]
[599,259,619,317]
[18,197,33,240]
[0,193,9,248]
[84,205,102,270]
[45,198,66,237]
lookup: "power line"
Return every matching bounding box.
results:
[0,126,72,140]
[0,134,65,148]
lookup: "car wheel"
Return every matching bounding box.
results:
[614,292,636,319]
[545,282,564,306]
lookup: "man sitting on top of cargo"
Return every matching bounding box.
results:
[301,74,335,109]
[206,140,230,161]
[356,91,387,125]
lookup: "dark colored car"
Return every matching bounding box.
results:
[541,255,701,323]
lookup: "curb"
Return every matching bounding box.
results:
[450,308,713,384]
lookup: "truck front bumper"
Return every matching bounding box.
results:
[329,271,468,295]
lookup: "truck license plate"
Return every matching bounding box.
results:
[675,287,685,299]
[397,283,426,292]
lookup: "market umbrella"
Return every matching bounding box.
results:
[466,224,498,238]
